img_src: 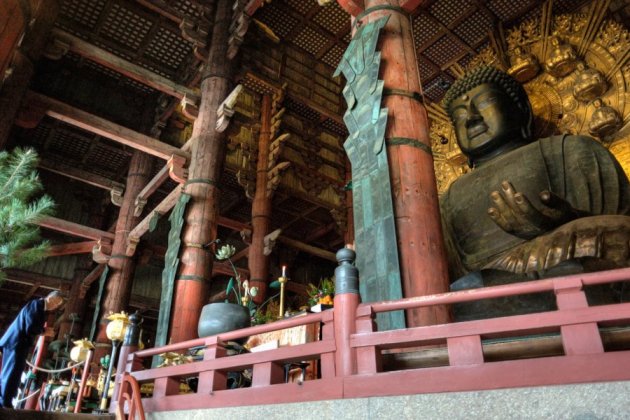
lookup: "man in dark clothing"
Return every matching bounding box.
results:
[0,291,64,408]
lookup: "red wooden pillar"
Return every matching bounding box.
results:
[0,0,59,149]
[348,0,451,326]
[95,151,152,357]
[58,259,90,341]
[248,94,273,302]
[169,0,233,343]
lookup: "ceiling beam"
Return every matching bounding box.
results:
[3,269,72,291]
[51,28,197,101]
[25,91,190,161]
[38,216,115,242]
[277,236,336,262]
[39,158,124,192]
[127,186,183,255]
[47,241,98,257]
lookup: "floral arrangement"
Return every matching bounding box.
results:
[306,277,335,307]
[214,241,280,324]
[214,243,258,307]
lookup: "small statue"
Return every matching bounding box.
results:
[507,46,540,83]
[441,67,630,288]
[544,36,578,78]
[589,98,622,139]
[572,63,608,102]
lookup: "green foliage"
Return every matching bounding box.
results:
[307,277,335,306]
[0,148,54,284]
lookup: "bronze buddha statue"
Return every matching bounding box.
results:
[440,67,630,290]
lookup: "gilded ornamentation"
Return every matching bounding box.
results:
[544,36,578,77]
[507,47,540,83]
[435,3,630,196]
[572,63,607,102]
[589,99,623,140]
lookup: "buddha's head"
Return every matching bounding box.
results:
[443,67,533,167]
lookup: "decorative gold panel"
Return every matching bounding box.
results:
[431,2,630,195]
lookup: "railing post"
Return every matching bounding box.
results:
[355,305,381,374]
[333,248,359,377]
[554,278,604,355]
[320,310,336,378]
[111,311,142,412]
[447,336,484,366]
[197,336,228,394]
[74,349,93,414]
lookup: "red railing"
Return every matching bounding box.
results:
[121,267,630,413]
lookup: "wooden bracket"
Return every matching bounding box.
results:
[266,161,290,198]
[267,133,290,170]
[110,185,124,206]
[240,228,252,244]
[263,228,282,256]
[227,9,251,59]
[167,154,188,184]
[180,93,199,121]
[179,18,210,48]
[216,84,243,132]
[43,37,70,60]
[133,197,148,218]
[126,236,141,257]
[92,238,112,264]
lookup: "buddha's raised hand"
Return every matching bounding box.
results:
[487,181,588,239]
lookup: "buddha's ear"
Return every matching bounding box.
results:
[519,101,534,141]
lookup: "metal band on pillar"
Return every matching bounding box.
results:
[184,178,220,189]
[385,137,433,156]
[382,88,425,104]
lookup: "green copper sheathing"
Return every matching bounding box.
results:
[154,192,191,362]
[334,16,405,330]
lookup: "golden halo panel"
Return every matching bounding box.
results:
[429,2,630,196]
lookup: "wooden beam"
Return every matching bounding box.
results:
[39,158,124,191]
[23,283,41,302]
[336,0,364,16]
[277,236,336,262]
[305,222,337,243]
[26,91,190,161]
[3,269,72,291]
[47,241,98,257]
[127,186,183,255]
[79,264,106,298]
[213,261,249,279]
[38,216,115,241]
[286,91,345,126]
[217,216,249,232]
[232,246,249,262]
[51,28,197,101]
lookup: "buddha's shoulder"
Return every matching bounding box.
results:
[538,134,605,150]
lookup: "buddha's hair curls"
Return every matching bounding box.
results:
[442,66,530,113]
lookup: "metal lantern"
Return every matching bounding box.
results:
[70,338,94,363]
[105,312,130,342]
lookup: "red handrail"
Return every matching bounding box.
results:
[117,373,146,420]
[367,266,630,313]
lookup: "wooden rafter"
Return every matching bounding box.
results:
[26,91,190,161]
[3,269,72,291]
[47,241,98,257]
[39,158,124,191]
[38,216,115,242]
[51,29,198,101]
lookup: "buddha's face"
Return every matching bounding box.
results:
[449,83,524,161]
